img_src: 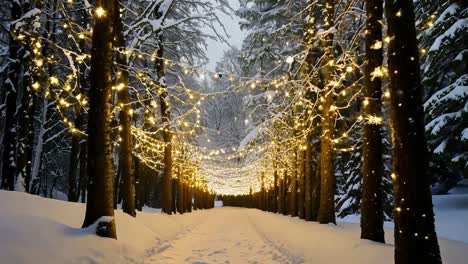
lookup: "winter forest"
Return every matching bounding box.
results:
[0,0,467,263]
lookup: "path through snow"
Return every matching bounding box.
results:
[147,208,300,263]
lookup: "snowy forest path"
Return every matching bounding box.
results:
[145,207,303,264]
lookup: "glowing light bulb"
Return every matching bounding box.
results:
[95,7,105,18]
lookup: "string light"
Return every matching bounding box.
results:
[95,7,106,18]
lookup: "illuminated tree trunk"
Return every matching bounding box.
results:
[385,0,441,262]
[115,0,135,217]
[273,157,278,213]
[260,173,266,211]
[281,169,288,215]
[177,165,184,214]
[1,1,22,191]
[185,180,192,212]
[82,0,117,239]
[311,151,321,221]
[297,148,305,219]
[278,171,284,214]
[155,44,173,214]
[317,0,337,225]
[289,148,297,217]
[305,134,312,220]
[361,0,385,243]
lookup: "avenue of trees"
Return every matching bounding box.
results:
[1,0,466,263]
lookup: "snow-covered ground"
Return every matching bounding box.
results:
[340,182,468,244]
[0,190,467,263]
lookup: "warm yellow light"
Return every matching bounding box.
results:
[370,66,386,80]
[50,76,59,85]
[366,115,382,125]
[32,82,40,90]
[384,90,391,98]
[371,40,383,50]
[34,59,44,67]
[363,99,369,106]
[95,7,105,18]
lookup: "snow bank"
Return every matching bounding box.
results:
[0,191,209,263]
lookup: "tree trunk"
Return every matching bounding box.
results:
[311,150,321,221]
[82,1,117,239]
[273,158,278,213]
[1,1,22,191]
[305,134,312,220]
[281,169,288,215]
[177,165,184,214]
[289,147,297,216]
[115,0,135,217]
[68,111,82,202]
[317,0,337,225]
[156,46,173,214]
[361,0,385,243]
[297,148,305,219]
[385,0,441,262]
[78,140,88,203]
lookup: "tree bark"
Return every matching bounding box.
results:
[273,157,278,213]
[311,150,321,221]
[305,134,312,220]
[361,0,385,243]
[289,147,297,217]
[317,0,337,225]
[1,1,22,191]
[297,148,305,219]
[115,0,135,217]
[82,0,117,239]
[177,165,184,214]
[385,0,441,262]
[155,45,173,214]
[68,111,82,202]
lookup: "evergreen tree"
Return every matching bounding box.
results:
[416,0,468,191]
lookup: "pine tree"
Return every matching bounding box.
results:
[385,0,441,262]
[417,0,468,190]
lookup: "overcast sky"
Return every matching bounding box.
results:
[205,1,246,71]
